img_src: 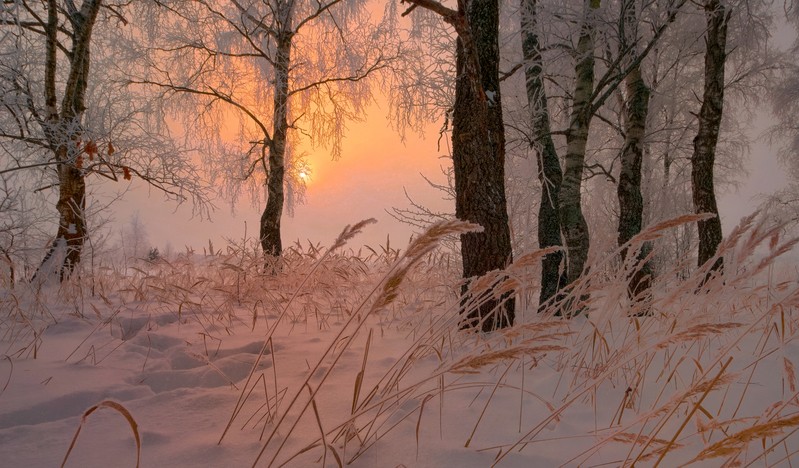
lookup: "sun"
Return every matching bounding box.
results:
[295,158,312,184]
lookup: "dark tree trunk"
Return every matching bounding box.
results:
[38,145,88,281]
[691,0,727,269]
[520,0,566,309]
[453,0,514,331]
[616,0,652,301]
[260,11,293,264]
[560,0,597,287]
[35,0,101,281]
[56,152,87,276]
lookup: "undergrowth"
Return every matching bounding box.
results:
[1,213,799,466]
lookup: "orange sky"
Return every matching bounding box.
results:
[109,100,453,254]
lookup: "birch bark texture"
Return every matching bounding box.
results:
[691,0,728,269]
[40,0,103,279]
[520,0,566,309]
[560,0,598,286]
[260,3,294,259]
[616,0,653,299]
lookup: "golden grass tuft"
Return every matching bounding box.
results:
[403,220,482,261]
[628,213,717,244]
[450,344,568,373]
[610,432,680,449]
[330,219,378,252]
[692,414,799,462]
[654,323,745,349]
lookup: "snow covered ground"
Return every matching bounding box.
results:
[2,216,799,467]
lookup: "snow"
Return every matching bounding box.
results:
[2,217,799,467]
[485,89,497,107]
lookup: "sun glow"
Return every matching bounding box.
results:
[295,157,313,184]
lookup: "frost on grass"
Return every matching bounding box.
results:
[1,216,799,466]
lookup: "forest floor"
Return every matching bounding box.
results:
[1,216,799,467]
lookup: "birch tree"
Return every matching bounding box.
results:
[691,0,728,270]
[135,0,391,264]
[0,0,207,280]
[519,0,566,308]
[512,0,684,311]
[15,0,103,279]
[558,0,600,288]
[557,0,687,289]
[616,0,652,299]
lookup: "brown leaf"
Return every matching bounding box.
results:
[85,140,97,160]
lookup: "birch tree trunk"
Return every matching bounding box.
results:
[260,4,294,264]
[560,0,598,286]
[520,0,566,309]
[37,0,102,280]
[616,0,652,300]
[691,0,727,269]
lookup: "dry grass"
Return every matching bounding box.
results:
[2,213,799,466]
[60,400,141,468]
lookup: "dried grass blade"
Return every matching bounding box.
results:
[416,394,435,460]
[327,444,344,468]
[307,383,329,468]
[785,357,797,394]
[352,329,372,414]
[60,400,141,468]
[0,355,12,396]
[238,374,270,430]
